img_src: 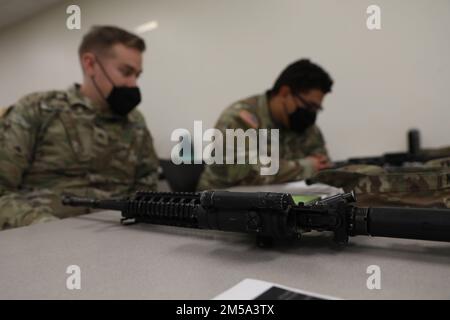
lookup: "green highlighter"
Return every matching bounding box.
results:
[292,194,321,205]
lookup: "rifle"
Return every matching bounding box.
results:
[62,190,450,247]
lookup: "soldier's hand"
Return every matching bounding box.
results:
[307,154,332,171]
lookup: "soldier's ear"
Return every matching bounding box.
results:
[278,85,292,98]
[80,52,96,76]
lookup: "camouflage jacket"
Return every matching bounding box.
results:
[308,158,450,208]
[198,92,329,190]
[0,84,159,229]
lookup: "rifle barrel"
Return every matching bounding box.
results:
[353,207,450,242]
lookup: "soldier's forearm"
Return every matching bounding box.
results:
[129,183,157,194]
[0,192,58,230]
[130,173,159,193]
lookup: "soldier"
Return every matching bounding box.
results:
[0,26,159,230]
[198,59,333,190]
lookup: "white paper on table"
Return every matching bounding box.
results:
[227,181,343,197]
[213,278,339,300]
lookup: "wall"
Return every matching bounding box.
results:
[0,0,448,160]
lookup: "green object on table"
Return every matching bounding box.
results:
[292,195,321,204]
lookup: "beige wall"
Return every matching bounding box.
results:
[0,0,448,160]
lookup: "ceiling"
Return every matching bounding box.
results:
[0,0,65,30]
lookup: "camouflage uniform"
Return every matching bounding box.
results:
[197,92,329,190]
[0,84,159,229]
[307,159,450,208]
[426,156,450,168]
[421,147,450,163]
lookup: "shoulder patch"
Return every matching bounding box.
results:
[239,110,259,129]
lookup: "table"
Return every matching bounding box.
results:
[1,208,450,299]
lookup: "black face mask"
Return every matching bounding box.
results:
[94,57,141,116]
[288,108,317,134]
[105,86,141,116]
[287,94,320,134]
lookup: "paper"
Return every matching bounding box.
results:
[213,278,338,300]
[227,181,343,197]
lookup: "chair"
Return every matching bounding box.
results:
[159,159,205,192]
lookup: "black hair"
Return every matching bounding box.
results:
[271,59,333,95]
